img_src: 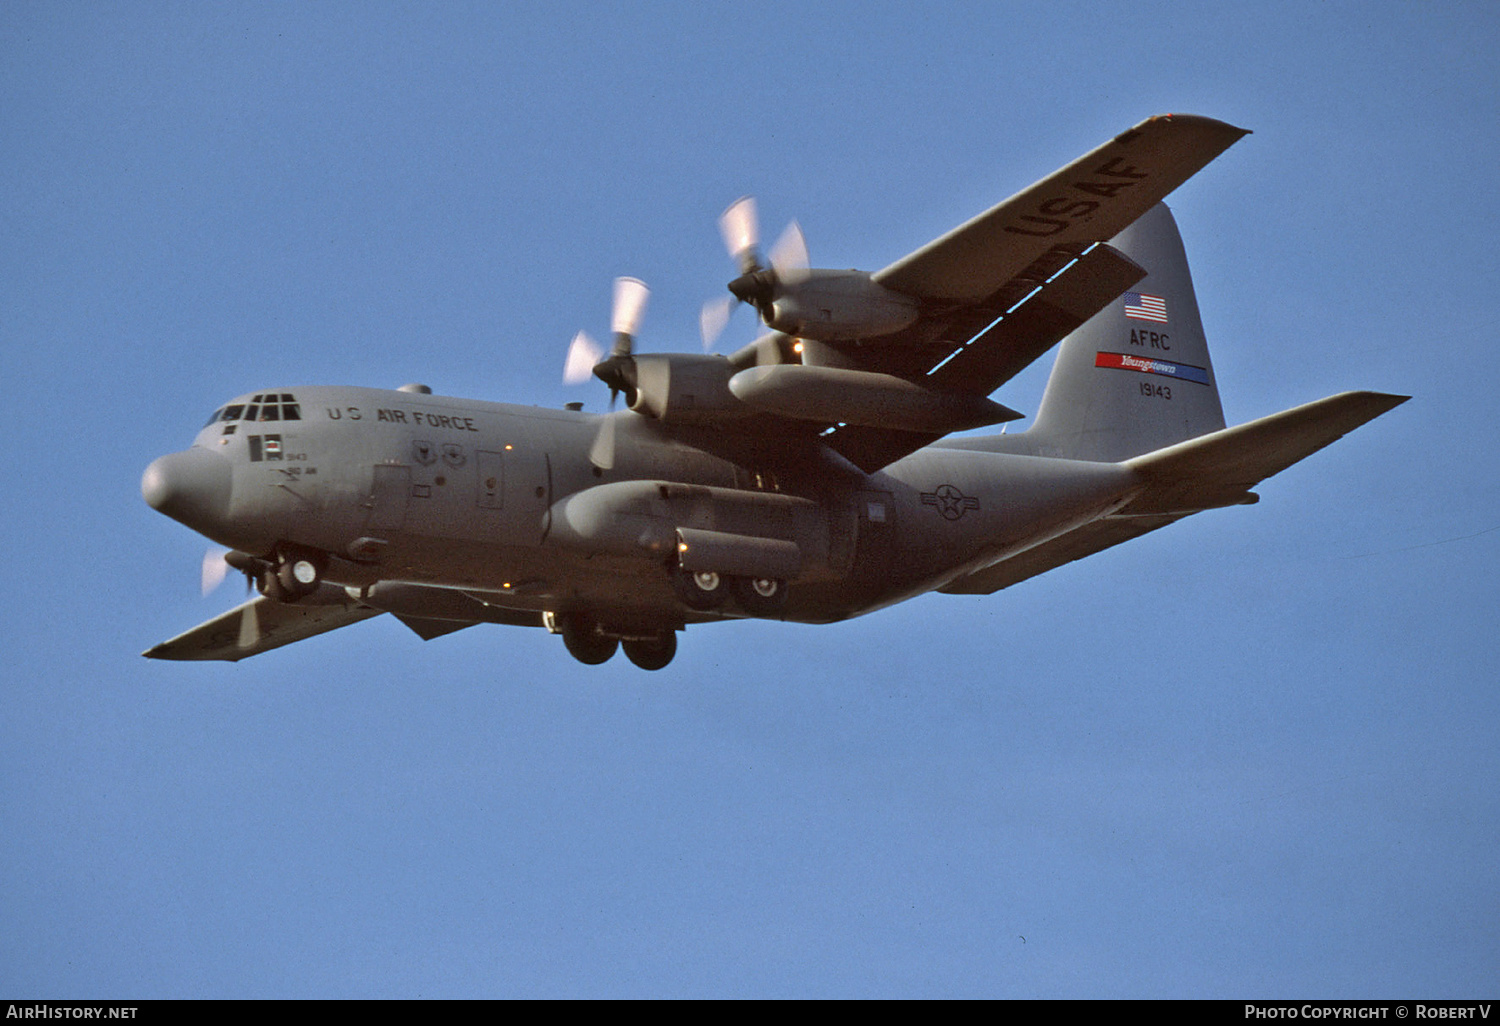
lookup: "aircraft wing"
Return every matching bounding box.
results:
[940,391,1409,595]
[143,593,383,662]
[822,239,1149,471]
[801,115,1248,472]
[874,114,1250,303]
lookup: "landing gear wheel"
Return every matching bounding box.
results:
[271,546,326,601]
[730,575,788,617]
[277,557,321,598]
[560,618,618,665]
[256,567,292,603]
[670,566,726,611]
[622,631,677,671]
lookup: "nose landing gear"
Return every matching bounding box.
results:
[252,545,328,603]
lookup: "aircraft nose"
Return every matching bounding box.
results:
[141,448,232,530]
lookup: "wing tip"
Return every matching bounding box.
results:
[1145,112,1253,138]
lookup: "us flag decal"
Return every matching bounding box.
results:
[1123,291,1168,323]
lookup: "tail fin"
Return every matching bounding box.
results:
[1023,203,1226,462]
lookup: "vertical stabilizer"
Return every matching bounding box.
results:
[1023,203,1226,462]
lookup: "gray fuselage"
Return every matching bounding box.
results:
[153,384,1141,632]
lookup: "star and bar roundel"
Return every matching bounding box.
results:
[921,484,981,521]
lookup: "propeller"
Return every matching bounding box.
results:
[237,598,260,650]
[202,547,263,598]
[564,276,650,470]
[201,548,231,597]
[700,196,809,350]
[563,330,602,385]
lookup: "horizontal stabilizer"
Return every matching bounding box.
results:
[939,513,1187,594]
[1118,390,1409,515]
[143,595,382,662]
[940,390,1407,595]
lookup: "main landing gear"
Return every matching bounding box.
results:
[552,614,679,670]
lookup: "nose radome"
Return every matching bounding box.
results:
[141,448,232,530]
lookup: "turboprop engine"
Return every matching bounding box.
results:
[627,353,747,423]
[729,268,921,341]
[707,197,922,344]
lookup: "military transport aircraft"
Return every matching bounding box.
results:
[141,114,1406,670]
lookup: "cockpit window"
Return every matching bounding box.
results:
[211,395,300,425]
[240,394,300,421]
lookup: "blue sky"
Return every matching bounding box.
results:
[2,0,1496,997]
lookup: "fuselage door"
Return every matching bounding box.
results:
[476,442,549,546]
[366,464,411,533]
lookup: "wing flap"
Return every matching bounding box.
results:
[874,114,1249,303]
[143,595,383,662]
[925,242,1147,394]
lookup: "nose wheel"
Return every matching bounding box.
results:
[255,546,327,603]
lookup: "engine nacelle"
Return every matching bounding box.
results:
[765,270,921,341]
[628,353,750,424]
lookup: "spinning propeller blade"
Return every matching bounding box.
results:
[702,195,810,348]
[611,276,649,347]
[768,220,809,284]
[201,548,230,597]
[699,295,735,351]
[564,276,651,470]
[564,331,603,384]
[237,599,260,650]
[719,196,760,275]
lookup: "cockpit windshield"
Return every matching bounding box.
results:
[206,394,301,427]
